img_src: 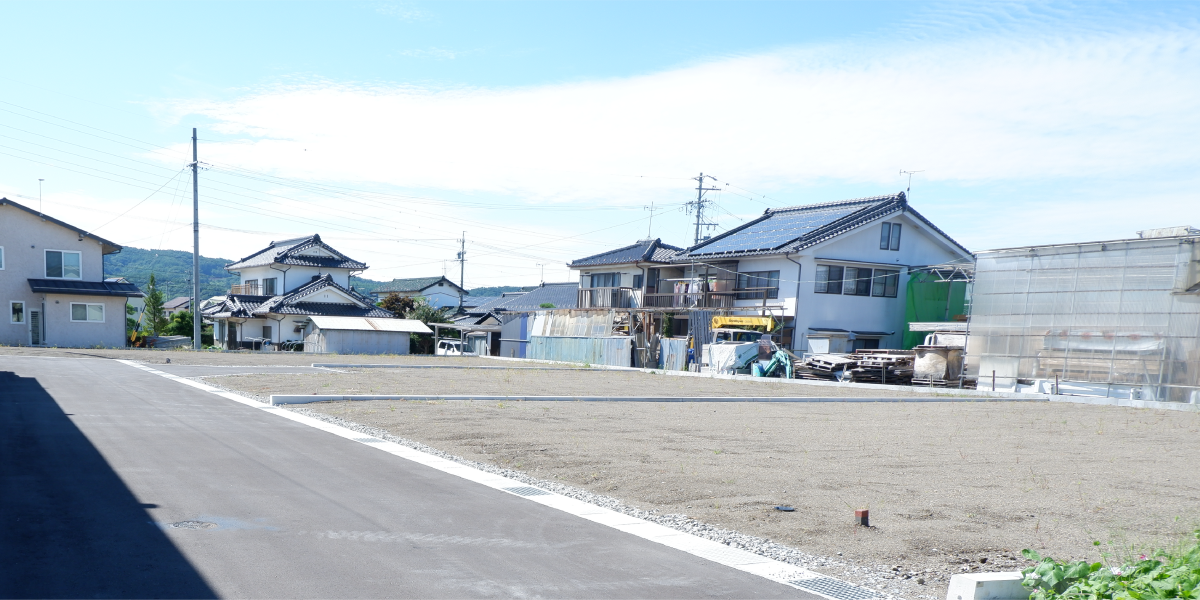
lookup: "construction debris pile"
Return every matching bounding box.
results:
[798,350,915,385]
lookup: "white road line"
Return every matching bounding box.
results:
[117,359,881,600]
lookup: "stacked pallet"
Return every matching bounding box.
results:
[847,350,914,385]
[797,354,858,380]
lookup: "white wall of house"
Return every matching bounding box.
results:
[235,265,352,294]
[0,203,127,347]
[681,211,968,351]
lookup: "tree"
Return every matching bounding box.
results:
[379,293,415,318]
[164,310,194,337]
[143,274,169,336]
[403,296,452,354]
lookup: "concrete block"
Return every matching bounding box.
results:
[946,572,1028,600]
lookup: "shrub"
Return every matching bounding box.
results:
[1021,531,1200,600]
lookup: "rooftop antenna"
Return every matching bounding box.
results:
[536,263,545,284]
[644,201,659,238]
[899,170,924,196]
[38,179,44,215]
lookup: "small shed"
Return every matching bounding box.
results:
[303,316,431,355]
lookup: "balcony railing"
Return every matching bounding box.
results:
[577,287,638,308]
[230,283,260,295]
[573,287,780,310]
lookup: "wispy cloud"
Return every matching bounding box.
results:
[160,25,1200,194]
[373,1,432,22]
[394,47,461,60]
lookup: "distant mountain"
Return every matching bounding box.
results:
[104,247,389,301]
[468,286,525,296]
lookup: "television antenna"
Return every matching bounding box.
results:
[899,170,924,195]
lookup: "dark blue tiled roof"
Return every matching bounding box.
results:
[496,282,579,311]
[27,278,144,297]
[226,234,367,270]
[671,192,969,260]
[371,276,465,295]
[570,238,683,267]
[271,302,394,317]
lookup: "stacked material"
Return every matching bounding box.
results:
[847,350,914,384]
[799,354,858,379]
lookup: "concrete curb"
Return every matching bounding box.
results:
[269,394,1053,406]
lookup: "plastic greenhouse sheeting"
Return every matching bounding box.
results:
[966,236,1200,402]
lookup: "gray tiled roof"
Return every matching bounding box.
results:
[202,274,385,319]
[570,238,683,267]
[27,278,144,298]
[672,192,969,260]
[225,234,367,270]
[371,276,465,295]
[495,282,579,311]
[465,295,509,315]
[163,297,192,309]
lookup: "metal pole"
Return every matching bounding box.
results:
[192,128,201,350]
[694,173,704,246]
[458,232,465,310]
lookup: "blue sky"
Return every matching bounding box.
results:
[1,1,1198,287]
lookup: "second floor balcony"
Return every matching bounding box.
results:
[577,286,779,310]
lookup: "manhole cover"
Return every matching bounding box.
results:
[168,520,217,530]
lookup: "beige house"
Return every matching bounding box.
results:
[0,198,142,347]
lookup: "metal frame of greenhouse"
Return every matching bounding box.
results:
[966,229,1200,403]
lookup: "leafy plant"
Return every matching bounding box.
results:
[1021,531,1200,600]
[539,302,555,308]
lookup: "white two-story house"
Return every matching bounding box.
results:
[667,192,972,352]
[0,198,142,348]
[202,234,392,349]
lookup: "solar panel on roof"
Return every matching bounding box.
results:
[691,206,862,255]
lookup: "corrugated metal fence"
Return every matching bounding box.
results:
[528,336,632,367]
[658,338,689,371]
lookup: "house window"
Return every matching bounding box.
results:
[70,303,104,322]
[262,325,273,341]
[263,278,277,295]
[0,246,5,269]
[843,267,873,296]
[590,273,621,288]
[736,271,780,299]
[815,265,844,294]
[45,250,82,279]
[879,223,902,251]
[11,301,24,324]
[872,269,900,298]
[244,279,259,295]
[632,274,644,289]
[647,268,660,291]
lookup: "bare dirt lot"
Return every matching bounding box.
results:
[213,368,926,398]
[206,368,1200,598]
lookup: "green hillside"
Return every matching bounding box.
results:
[104,247,390,300]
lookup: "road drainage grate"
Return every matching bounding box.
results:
[352,437,384,444]
[168,521,217,530]
[503,486,552,497]
[788,577,879,600]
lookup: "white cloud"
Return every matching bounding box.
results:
[155,25,1200,209]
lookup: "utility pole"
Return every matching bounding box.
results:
[686,172,720,246]
[192,128,201,350]
[456,232,466,310]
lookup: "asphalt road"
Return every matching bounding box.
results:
[1,356,816,599]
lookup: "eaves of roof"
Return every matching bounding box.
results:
[570,238,683,267]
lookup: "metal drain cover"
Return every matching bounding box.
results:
[352,437,384,444]
[168,520,217,530]
[503,486,552,497]
[788,577,878,600]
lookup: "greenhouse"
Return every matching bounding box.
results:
[966,230,1200,403]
